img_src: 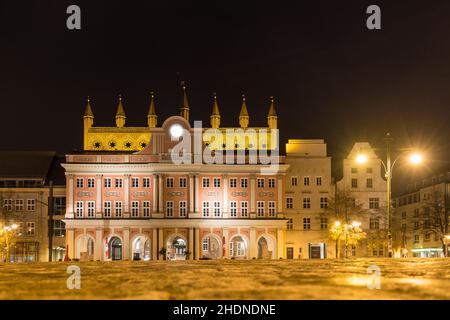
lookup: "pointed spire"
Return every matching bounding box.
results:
[179,81,190,120]
[115,94,126,128]
[83,96,94,118]
[211,93,220,116]
[116,94,126,117]
[268,96,277,117]
[147,91,157,128]
[239,94,249,117]
[148,91,156,116]
[267,96,278,129]
[239,94,249,129]
[210,93,221,129]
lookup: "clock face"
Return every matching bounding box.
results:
[169,124,183,138]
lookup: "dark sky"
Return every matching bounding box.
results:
[1,0,450,192]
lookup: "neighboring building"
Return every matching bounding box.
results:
[0,151,66,262]
[336,143,388,257]
[393,170,450,258]
[284,139,334,259]
[63,85,289,261]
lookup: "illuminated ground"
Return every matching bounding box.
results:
[0,258,449,300]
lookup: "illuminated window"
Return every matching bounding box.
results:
[179,177,187,188]
[15,199,24,211]
[240,178,248,188]
[132,178,139,188]
[143,177,151,188]
[202,178,210,188]
[213,178,221,188]
[202,238,209,251]
[229,178,237,188]
[115,178,123,188]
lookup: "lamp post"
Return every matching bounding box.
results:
[356,133,423,258]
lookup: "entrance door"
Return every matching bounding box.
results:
[286,247,294,259]
[109,237,122,260]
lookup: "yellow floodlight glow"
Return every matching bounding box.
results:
[356,154,368,164]
[409,153,423,165]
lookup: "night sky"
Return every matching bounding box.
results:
[1,0,450,192]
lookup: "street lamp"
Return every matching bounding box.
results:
[355,133,424,258]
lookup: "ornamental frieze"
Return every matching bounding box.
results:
[258,191,274,197]
[167,191,185,197]
[105,191,120,197]
[207,191,218,197]
[231,191,248,197]
[77,191,94,197]
[132,191,150,197]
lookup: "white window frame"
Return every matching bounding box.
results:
[230,201,237,217]
[104,178,112,188]
[291,176,298,186]
[103,201,112,217]
[87,178,95,188]
[257,201,265,217]
[26,222,35,236]
[213,201,221,217]
[202,178,210,188]
[202,201,210,217]
[268,178,275,188]
[303,176,310,186]
[76,201,83,218]
[131,201,139,217]
[286,197,293,209]
[132,177,139,188]
[268,201,276,217]
[240,201,248,217]
[213,178,221,188]
[257,178,265,188]
[26,199,35,211]
[76,178,84,188]
[179,177,187,188]
[240,178,248,188]
[87,201,95,217]
[115,201,123,217]
[230,178,237,188]
[143,201,150,217]
[143,177,151,188]
[115,178,123,188]
[166,177,174,188]
[166,201,174,217]
[179,201,187,217]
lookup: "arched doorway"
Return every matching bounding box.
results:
[167,235,187,260]
[229,235,247,259]
[75,235,95,261]
[132,236,151,261]
[201,235,222,259]
[106,236,122,261]
[257,235,275,259]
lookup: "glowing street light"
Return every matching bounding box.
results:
[356,154,368,164]
[354,133,425,258]
[409,153,423,165]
